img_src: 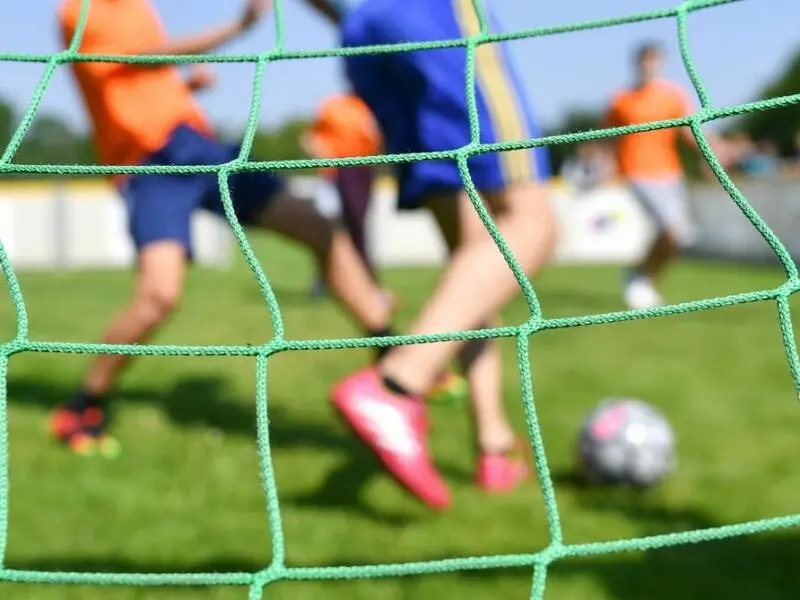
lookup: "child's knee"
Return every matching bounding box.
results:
[526,185,558,244]
[662,222,694,251]
[134,285,182,325]
[303,221,339,265]
[505,182,558,264]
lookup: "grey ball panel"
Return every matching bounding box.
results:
[578,398,676,487]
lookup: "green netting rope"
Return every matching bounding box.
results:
[1,0,799,598]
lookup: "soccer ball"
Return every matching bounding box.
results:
[577,398,676,488]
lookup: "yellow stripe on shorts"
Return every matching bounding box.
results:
[452,0,534,183]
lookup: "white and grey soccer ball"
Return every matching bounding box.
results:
[577,398,676,488]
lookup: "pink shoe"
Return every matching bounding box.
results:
[331,368,451,510]
[476,442,530,493]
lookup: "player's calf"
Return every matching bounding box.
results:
[377,182,556,397]
[132,285,182,327]
[489,181,557,276]
[258,193,393,336]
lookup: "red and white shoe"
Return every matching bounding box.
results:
[331,368,451,510]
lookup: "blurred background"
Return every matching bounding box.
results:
[1,0,799,270]
[1,1,800,600]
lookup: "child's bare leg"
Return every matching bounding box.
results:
[255,191,391,333]
[420,195,516,451]
[379,182,556,395]
[458,322,516,453]
[83,241,186,396]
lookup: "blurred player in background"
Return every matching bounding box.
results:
[308,0,557,510]
[301,93,392,306]
[559,141,616,193]
[303,92,470,406]
[605,42,729,310]
[52,0,393,456]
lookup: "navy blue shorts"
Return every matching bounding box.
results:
[119,125,283,255]
[341,0,550,210]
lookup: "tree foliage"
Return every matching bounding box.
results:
[543,108,604,174]
[0,98,315,175]
[0,40,797,179]
[737,45,800,156]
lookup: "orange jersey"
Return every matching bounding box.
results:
[59,0,210,167]
[307,94,381,178]
[606,80,691,179]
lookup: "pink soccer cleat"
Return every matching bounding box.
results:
[331,368,451,510]
[476,441,530,493]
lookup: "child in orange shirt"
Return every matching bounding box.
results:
[606,42,730,309]
[51,0,392,456]
[302,94,385,298]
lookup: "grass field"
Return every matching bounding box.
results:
[1,233,800,599]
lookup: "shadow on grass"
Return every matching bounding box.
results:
[536,285,622,318]
[6,374,468,525]
[12,516,800,600]
[453,467,800,599]
[537,282,779,329]
[5,555,268,577]
[7,461,799,595]
[254,284,322,309]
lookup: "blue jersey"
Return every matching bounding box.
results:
[341,0,550,209]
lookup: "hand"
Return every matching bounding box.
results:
[187,64,216,91]
[710,140,736,171]
[300,131,320,158]
[240,0,272,32]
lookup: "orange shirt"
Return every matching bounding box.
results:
[606,80,691,180]
[59,0,210,167]
[307,94,381,178]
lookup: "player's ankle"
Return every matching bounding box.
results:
[627,266,644,278]
[381,374,410,396]
[378,369,428,400]
[369,326,396,360]
[478,430,518,455]
[66,387,108,413]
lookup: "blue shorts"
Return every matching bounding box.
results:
[341,0,550,210]
[119,125,283,255]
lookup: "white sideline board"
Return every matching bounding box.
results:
[2,175,797,271]
[366,181,655,267]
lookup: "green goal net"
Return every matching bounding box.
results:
[1,0,800,598]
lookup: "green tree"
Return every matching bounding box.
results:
[544,105,707,180]
[251,119,309,164]
[737,45,800,156]
[13,112,96,166]
[0,98,13,149]
[544,108,603,174]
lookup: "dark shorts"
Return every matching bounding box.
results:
[341,0,550,210]
[118,124,284,256]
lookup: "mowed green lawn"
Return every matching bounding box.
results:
[1,233,800,600]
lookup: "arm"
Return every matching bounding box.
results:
[303,0,342,24]
[673,88,705,151]
[66,0,271,78]
[602,96,620,130]
[677,115,732,168]
[143,0,272,56]
[142,22,246,57]
[185,64,216,92]
[301,129,323,158]
[601,102,621,155]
